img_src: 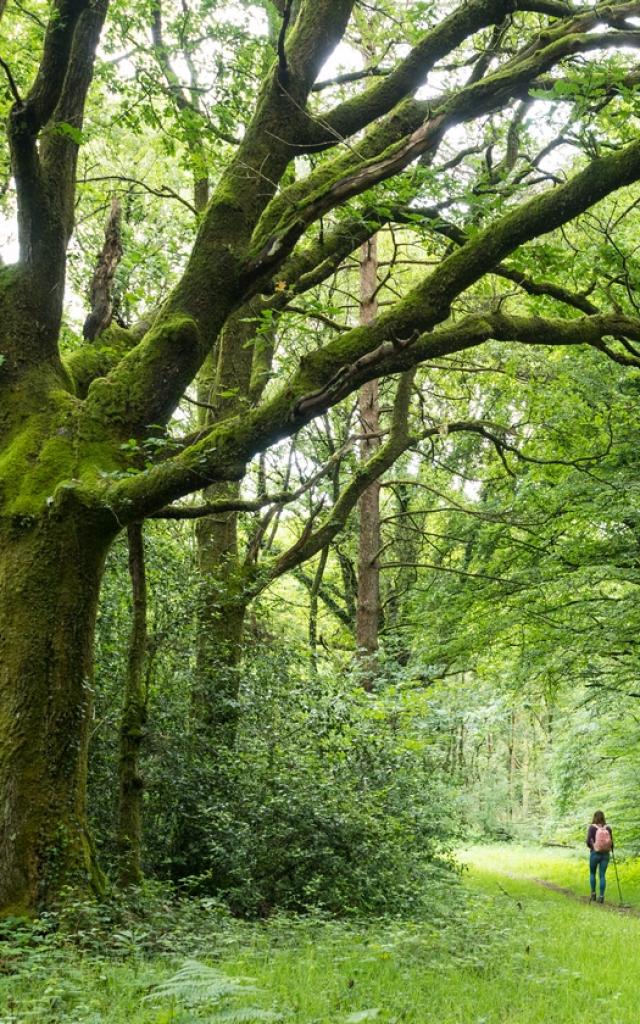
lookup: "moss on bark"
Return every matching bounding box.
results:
[0,513,114,915]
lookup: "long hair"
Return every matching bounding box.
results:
[592,810,606,826]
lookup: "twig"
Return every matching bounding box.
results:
[0,56,23,105]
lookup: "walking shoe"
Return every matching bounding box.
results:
[597,895,604,903]
[590,893,596,902]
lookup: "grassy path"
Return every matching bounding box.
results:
[2,846,640,1023]
[457,844,640,1023]
[466,842,640,909]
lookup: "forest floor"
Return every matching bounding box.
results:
[2,844,640,1024]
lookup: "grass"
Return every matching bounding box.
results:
[464,841,640,907]
[2,846,640,1023]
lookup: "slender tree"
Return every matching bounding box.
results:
[356,237,382,686]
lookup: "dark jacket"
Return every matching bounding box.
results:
[587,824,613,851]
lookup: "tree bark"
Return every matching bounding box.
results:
[116,522,149,887]
[356,236,381,688]
[194,481,248,745]
[309,544,330,670]
[0,516,112,914]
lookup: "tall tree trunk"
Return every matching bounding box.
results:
[192,300,272,745]
[356,236,381,688]
[308,545,329,670]
[508,710,517,822]
[0,516,112,915]
[194,482,248,745]
[384,477,421,664]
[117,522,149,887]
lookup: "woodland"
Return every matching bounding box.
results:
[2,0,640,1020]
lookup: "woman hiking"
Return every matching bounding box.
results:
[587,810,613,903]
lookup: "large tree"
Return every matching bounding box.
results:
[3,0,640,915]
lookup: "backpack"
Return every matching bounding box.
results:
[593,825,612,852]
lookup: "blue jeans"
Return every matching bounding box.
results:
[590,851,610,895]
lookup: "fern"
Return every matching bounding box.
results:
[144,959,282,1021]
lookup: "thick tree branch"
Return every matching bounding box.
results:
[403,205,600,315]
[149,492,295,519]
[15,0,92,134]
[88,2,356,432]
[83,2,640,443]
[98,134,640,521]
[257,371,416,587]
[66,321,151,398]
[8,0,108,305]
[247,11,640,278]
[307,0,577,148]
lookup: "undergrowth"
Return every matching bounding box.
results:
[3,847,640,1023]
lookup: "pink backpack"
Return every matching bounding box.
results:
[593,825,612,852]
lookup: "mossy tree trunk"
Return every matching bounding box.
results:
[191,304,263,748]
[0,515,112,914]
[194,485,249,745]
[116,522,149,887]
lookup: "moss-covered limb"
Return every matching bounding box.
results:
[306,0,573,149]
[65,322,149,399]
[14,1,93,133]
[0,373,112,520]
[493,267,599,315]
[100,310,640,523]
[262,370,413,583]
[163,1,355,327]
[81,314,204,438]
[341,311,640,386]
[152,437,357,519]
[247,16,640,274]
[80,0,586,430]
[242,208,393,399]
[93,204,384,443]
[149,491,296,519]
[404,206,600,316]
[0,514,114,915]
[117,522,148,888]
[104,139,640,521]
[264,203,396,308]
[247,94,430,268]
[0,266,72,377]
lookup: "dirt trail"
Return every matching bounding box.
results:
[531,876,640,917]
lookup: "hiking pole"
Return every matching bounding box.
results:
[612,850,624,907]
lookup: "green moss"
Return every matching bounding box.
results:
[84,315,202,436]
[65,323,142,398]
[0,379,125,516]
